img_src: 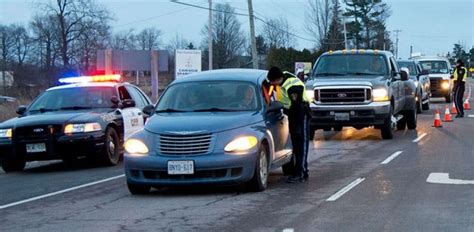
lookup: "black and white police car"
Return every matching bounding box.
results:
[0,75,151,172]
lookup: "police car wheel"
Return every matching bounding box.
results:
[1,157,26,173]
[101,127,121,166]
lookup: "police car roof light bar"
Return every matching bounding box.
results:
[59,74,121,84]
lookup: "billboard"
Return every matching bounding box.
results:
[175,49,202,79]
[295,62,312,75]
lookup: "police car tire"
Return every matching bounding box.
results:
[248,145,269,192]
[127,182,151,195]
[445,94,452,103]
[101,127,121,166]
[1,157,26,173]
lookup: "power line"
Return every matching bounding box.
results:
[115,8,191,28]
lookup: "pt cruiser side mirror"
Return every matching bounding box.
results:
[267,101,284,114]
[142,104,155,116]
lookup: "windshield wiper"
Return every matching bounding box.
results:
[315,72,347,76]
[59,106,93,110]
[29,108,57,113]
[155,108,188,113]
[347,72,381,76]
[193,108,239,112]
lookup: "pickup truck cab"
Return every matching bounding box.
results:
[305,50,417,140]
[413,56,453,103]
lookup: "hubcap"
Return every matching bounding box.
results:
[259,151,268,185]
[108,136,116,155]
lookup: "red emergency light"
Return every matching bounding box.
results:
[59,74,121,84]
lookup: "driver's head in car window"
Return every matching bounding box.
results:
[371,57,384,73]
[236,85,255,108]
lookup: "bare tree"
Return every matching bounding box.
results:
[42,0,111,68]
[262,16,294,49]
[201,3,245,69]
[31,15,60,71]
[109,29,137,50]
[75,18,111,71]
[10,25,31,66]
[135,27,162,50]
[0,25,15,94]
[305,0,331,50]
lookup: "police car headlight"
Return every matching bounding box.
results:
[224,136,258,153]
[64,123,101,134]
[124,139,149,155]
[372,88,389,102]
[305,90,315,101]
[0,129,12,138]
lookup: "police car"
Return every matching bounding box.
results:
[0,75,151,172]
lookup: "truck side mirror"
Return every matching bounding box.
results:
[400,70,409,81]
[16,105,27,115]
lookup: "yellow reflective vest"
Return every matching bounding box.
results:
[278,76,311,109]
[453,67,468,83]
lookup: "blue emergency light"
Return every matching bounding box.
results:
[58,74,121,84]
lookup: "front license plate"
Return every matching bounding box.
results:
[334,112,350,121]
[167,161,194,175]
[26,143,46,153]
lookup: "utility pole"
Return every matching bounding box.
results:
[208,0,213,70]
[410,46,413,58]
[340,0,348,50]
[393,29,402,59]
[247,0,258,69]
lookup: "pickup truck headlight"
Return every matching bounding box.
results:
[0,129,12,138]
[64,123,101,134]
[124,139,149,155]
[441,81,450,90]
[372,88,389,102]
[224,136,258,153]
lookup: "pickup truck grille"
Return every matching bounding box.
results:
[159,134,212,155]
[316,88,371,104]
[430,77,442,89]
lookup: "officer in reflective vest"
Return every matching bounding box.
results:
[452,59,468,118]
[267,67,311,183]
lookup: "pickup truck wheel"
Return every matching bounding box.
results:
[396,116,406,130]
[381,107,394,140]
[406,108,417,130]
[422,99,430,110]
[416,93,422,114]
[1,157,26,173]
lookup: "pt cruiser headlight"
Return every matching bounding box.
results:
[372,88,389,102]
[124,139,149,155]
[0,129,12,138]
[224,136,258,153]
[64,123,101,134]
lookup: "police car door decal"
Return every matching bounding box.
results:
[122,108,144,139]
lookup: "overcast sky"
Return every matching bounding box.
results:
[1,0,473,59]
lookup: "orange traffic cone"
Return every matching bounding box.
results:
[463,99,471,110]
[443,106,453,122]
[433,109,442,127]
[451,102,458,114]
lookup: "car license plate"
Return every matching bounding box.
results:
[26,143,46,153]
[167,161,194,175]
[334,112,350,121]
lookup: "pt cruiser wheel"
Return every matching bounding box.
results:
[248,146,269,192]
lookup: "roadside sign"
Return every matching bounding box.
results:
[295,62,312,75]
[175,49,202,79]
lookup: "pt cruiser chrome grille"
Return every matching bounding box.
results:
[159,134,212,155]
[315,87,371,104]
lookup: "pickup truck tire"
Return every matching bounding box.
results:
[396,116,406,130]
[406,108,417,130]
[416,92,422,114]
[381,107,394,140]
[445,93,452,103]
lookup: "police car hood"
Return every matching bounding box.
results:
[145,112,262,134]
[0,109,112,128]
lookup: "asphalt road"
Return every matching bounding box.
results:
[1,82,473,232]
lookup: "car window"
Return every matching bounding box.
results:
[118,86,132,101]
[419,61,449,74]
[125,85,147,109]
[157,81,260,112]
[313,54,388,77]
[397,62,416,75]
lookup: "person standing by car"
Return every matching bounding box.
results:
[267,67,312,183]
[452,59,468,118]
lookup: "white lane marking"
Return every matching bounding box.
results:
[427,173,474,185]
[468,115,474,118]
[412,133,427,143]
[381,151,403,165]
[282,229,294,232]
[0,174,125,210]
[326,178,365,202]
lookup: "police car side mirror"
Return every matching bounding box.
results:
[122,99,136,108]
[16,105,27,115]
[142,105,154,116]
[111,96,120,108]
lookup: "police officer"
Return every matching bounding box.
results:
[267,67,312,183]
[452,59,468,118]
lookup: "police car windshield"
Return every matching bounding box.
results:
[419,61,449,74]
[313,54,388,77]
[157,81,260,112]
[29,87,115,112]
